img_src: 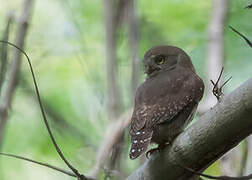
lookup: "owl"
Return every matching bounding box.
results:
[129,45,204,159]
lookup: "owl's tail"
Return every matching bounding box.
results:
[129,129,153,159]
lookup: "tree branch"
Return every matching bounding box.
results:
[229,26,252,48]
[127,78,252,180]
[182,166,252,180]
[0,152,77,178]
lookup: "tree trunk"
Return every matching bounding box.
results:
[0,0,34,148]
[104,0,122,121]
[0,15,13,92]
[199,0,228,113]
[103,0,124,174]
[127,0,140,97]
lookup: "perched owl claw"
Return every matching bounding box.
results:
[146,144,168,159]
[146,148,159,159]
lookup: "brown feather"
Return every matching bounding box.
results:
[129,45,204,159]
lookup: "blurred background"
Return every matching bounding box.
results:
[0,0,251,179]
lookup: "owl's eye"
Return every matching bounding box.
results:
[155,56,165,65]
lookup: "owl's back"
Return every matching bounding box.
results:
[129,66,204,159]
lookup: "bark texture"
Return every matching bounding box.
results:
[127,78,252,180]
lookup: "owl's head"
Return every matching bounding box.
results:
[143,45,195,77]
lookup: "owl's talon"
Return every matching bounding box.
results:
[145,144,167,159]
[146,148,159,159]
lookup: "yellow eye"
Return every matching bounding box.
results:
[155,56,165,64]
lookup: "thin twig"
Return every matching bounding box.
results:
[0,40,87,180]
[210,67,232,101]
[0,152,76,177]
[220,76,232,89]
[21,77,89,143]
[229,26,252,48]
[211,66,223,100]
[182,166,252,180]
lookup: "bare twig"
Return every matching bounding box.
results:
[0,152,77,177]
[182,166,252,180]
[210,67,224,100]
[20,77,89,143]
[0,40,88,180]
[229,26,252,48]
[210,67,232,101]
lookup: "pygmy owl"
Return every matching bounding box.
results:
[129,45,204,159]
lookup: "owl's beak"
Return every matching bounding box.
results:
[144,65,153,74]
[144,65,161,75]
[144,57,161,75]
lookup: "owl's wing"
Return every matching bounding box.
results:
[129,91,194,151]
[129,106,154,159]
[129,72,204,159]
[131,73,203,132]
